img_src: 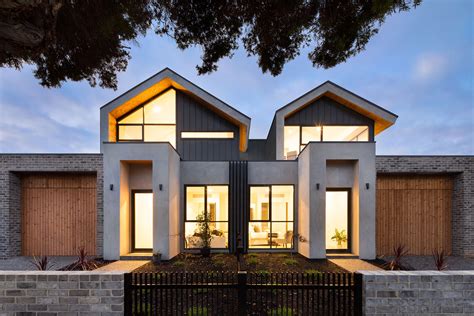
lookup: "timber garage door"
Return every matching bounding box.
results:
[376,174,453,256]
[22,173,97,256]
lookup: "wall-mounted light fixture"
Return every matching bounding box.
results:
[109,184,113,191]
[159,184,163,191]
[316,183,320,190]
[366,183,370,190]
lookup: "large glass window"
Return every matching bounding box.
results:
[326,190,349,251]
[249,185,294,249]
[117,89,176,147]
[284,125,369,159]
[185,186,228,249]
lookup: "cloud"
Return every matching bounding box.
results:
[413,53,449,82]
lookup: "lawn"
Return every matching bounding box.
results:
[134,252,346,273]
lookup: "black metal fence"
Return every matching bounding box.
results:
[124,271,362,315]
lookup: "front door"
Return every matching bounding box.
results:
[132,190,153,251]
[326,189,351,253]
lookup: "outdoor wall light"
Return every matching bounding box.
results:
[159,184,163,191]
[109,184,114,191]
[316,183,320,190]
[366,183,370,190]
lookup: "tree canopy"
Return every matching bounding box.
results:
[0,0,421,89]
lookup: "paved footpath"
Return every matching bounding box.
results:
[329,259,382,273]
[95,260,149,272]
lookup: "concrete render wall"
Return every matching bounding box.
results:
[360,270,474,315]
[376,156,474,257]
[0,271,123,314]
[0,154,103,259]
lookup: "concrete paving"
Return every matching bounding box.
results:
[329,259,382,273]
[95,260,149,272]
[0,256,77,271]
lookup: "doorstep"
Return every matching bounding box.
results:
[120,252,153,260]
[326,253,359,259]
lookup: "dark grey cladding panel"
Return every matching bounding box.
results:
[229,161,248,252]
[265,118,277,160]
[284,96,375,140]
[241,140,267,160]
[176,90,240,160]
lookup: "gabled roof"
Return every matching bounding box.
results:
[101,68,251,151]
[275,80,398,134]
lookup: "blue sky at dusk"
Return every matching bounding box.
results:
[0,0,473,154]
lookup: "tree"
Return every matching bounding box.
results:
[0,0,422,89]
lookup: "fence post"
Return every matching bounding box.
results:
[237,271,247,316]
[354,272,363,316]
[124,273,132,315]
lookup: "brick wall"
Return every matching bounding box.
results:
[0,154,103,258]
[376,156,474,257]
[0,271,123,314]
[360,270,474,315]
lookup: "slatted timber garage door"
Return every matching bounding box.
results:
[376,174,453,256]
[22,173,97,256]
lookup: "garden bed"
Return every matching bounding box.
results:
[134,252,347,273]
[59,258,114,271]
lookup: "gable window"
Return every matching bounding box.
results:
[249,185,294,249]
[181,132,234,139]
[184,185,229,249]
[117,89,176,147]
[284,125,369,159]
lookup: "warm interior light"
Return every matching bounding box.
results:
[134,193,153,249]
[326,191,348,250]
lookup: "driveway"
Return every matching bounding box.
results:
[0,256,77,271]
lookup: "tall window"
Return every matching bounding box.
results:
[284,125,369,159]
[117,89,176,147]
[185,186,229,249]
[249,185,294,249]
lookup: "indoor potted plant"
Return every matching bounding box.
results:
[331,228,347,249]
[196,212,212,257]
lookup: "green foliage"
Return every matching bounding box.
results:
[256,269,270,275]
[269,306,294,316]
[187,306,208,316]
[247,253,259,258]
[1,1,422,88]
[331,229,348,246]
[283,258,298,266]
[304,269,322,276]
[195,212,212,249]
[172,260,186,267]
[247,257,259,265]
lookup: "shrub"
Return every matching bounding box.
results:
[31,255,53,271]
[70,246,98,271]
[384,244,409,270]
[283,258,297,266]
[172,260,186,267]
[432,249,448,271]
[247,253,258,258]
[187,306,208,316]
[269,307,294,316]
[256,269,270,275]
[304,269,322,276]
[247,257,259,265]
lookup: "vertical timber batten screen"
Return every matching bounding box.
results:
[21,173,97,256]
[376,174,453,256]
[229,161,248,252]
[124,271,362,315]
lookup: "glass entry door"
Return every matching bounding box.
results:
[326,189,350,252]
[132,191,153,251]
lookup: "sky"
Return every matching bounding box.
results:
[0,0,473,155]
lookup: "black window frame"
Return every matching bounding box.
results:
[184,184,230,250]
[248,184,295,250]
[116,88,177,144]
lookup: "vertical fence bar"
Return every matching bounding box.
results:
[237,271,247,316]
[124,273,132,315]
[354,273,363,316]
